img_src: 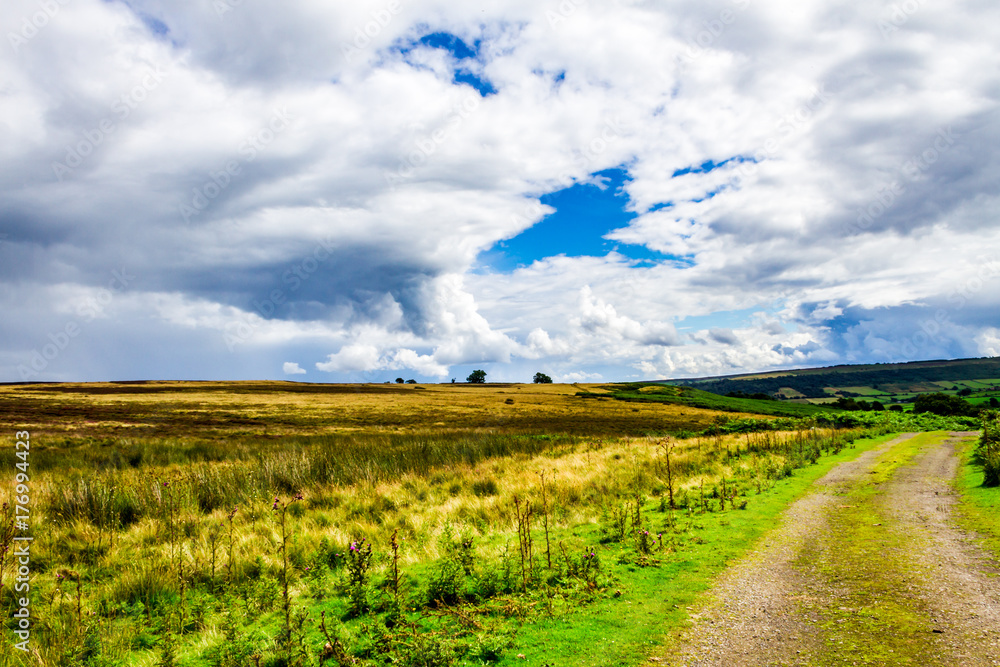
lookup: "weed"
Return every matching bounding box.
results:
[976,410,1000,486]
[346,537,373,617]
[272,493,303,657]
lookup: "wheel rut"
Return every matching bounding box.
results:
[658,432,1000,666]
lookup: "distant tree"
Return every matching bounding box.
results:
[725,390,775,401]
[395,378,404,384]
[467,370,487,384]
[889,404,904,412]
[871,400,885,411]
[834,397,861,411]
[913,392,976,416]
[958,387,973,396]
[990,397,999,408]
[405,379,417,384]
[533,372,553,384]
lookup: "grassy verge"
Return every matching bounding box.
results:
[502,432,901,666]
[952,432,1000,560]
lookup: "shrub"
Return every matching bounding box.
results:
[346,538,373,616]
[425,557,465,607]
[471,477,499,497]
[976,410,1000,487]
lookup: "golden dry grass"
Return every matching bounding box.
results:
[0,381,766,437]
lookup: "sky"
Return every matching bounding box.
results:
[2,0,999,384]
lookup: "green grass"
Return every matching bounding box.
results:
[589,384,832,419]
[0,380,976,667]
[953,434,1000,560]
[499,432,900,666]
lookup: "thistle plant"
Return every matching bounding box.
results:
[225,505,238,585]
[346,537,373,617]
[272,493,303,655]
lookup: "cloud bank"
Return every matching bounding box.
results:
[2,0,999,382]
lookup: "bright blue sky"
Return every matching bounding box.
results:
[479,168,670,271]
[2,0,999,383]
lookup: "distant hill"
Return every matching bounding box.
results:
[660,357,1000,407]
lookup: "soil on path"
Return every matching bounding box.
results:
[658,432,1000,666]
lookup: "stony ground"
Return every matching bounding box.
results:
[657,432,1000,666]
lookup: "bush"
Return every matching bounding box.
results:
[976,410,1000,487]
[425,557,465,607]
[913,392,977,417]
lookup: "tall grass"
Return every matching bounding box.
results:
[33,432,573,528]
[0,424,883,666]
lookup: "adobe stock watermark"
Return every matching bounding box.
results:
[10,430,33,653]
[180,108,293,224]
[508,116,628,230]
[676,0,752,68]
[878,0,925,40]
[383,95,481,189]
[52,66,167,181]
[895,254,1000,361]
[545,0,589,29]
[223,238,337,351]
[544,0,635,30]
[847,126,957,236]
[212,0,244,19]
[341,1,404,64]
[730,84,832,185]
[7,0,71,54]
[17,269,135,380]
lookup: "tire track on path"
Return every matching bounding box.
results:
[871,432,1000,665]
[659,431,1000,666]
[659,433,918,667]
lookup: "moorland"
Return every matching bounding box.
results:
[0,380,995,667]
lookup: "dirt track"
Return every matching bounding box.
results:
[659,432,1000,666]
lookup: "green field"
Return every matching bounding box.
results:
[665,356,1000,409]
[0,383,993,667]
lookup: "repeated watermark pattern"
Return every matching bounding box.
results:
[896,254,1000,360]
[544,0,589,29]
[17,268,134,380]
[341,1,404,64]
[52,65,168,181]
[7,0,71,54]
[224,237,338,351]
[383,95,481,189]
[730,84,832,186]
[878,0,925,39]
[676,0,752,69]
[507,115,629,231]
[180,108,293,224]
[847,126,957,236]
[212,0,244,19]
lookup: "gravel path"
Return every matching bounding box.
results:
[660,434,916,666]
[876,432,1000,665]
[658,432,1000,666]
